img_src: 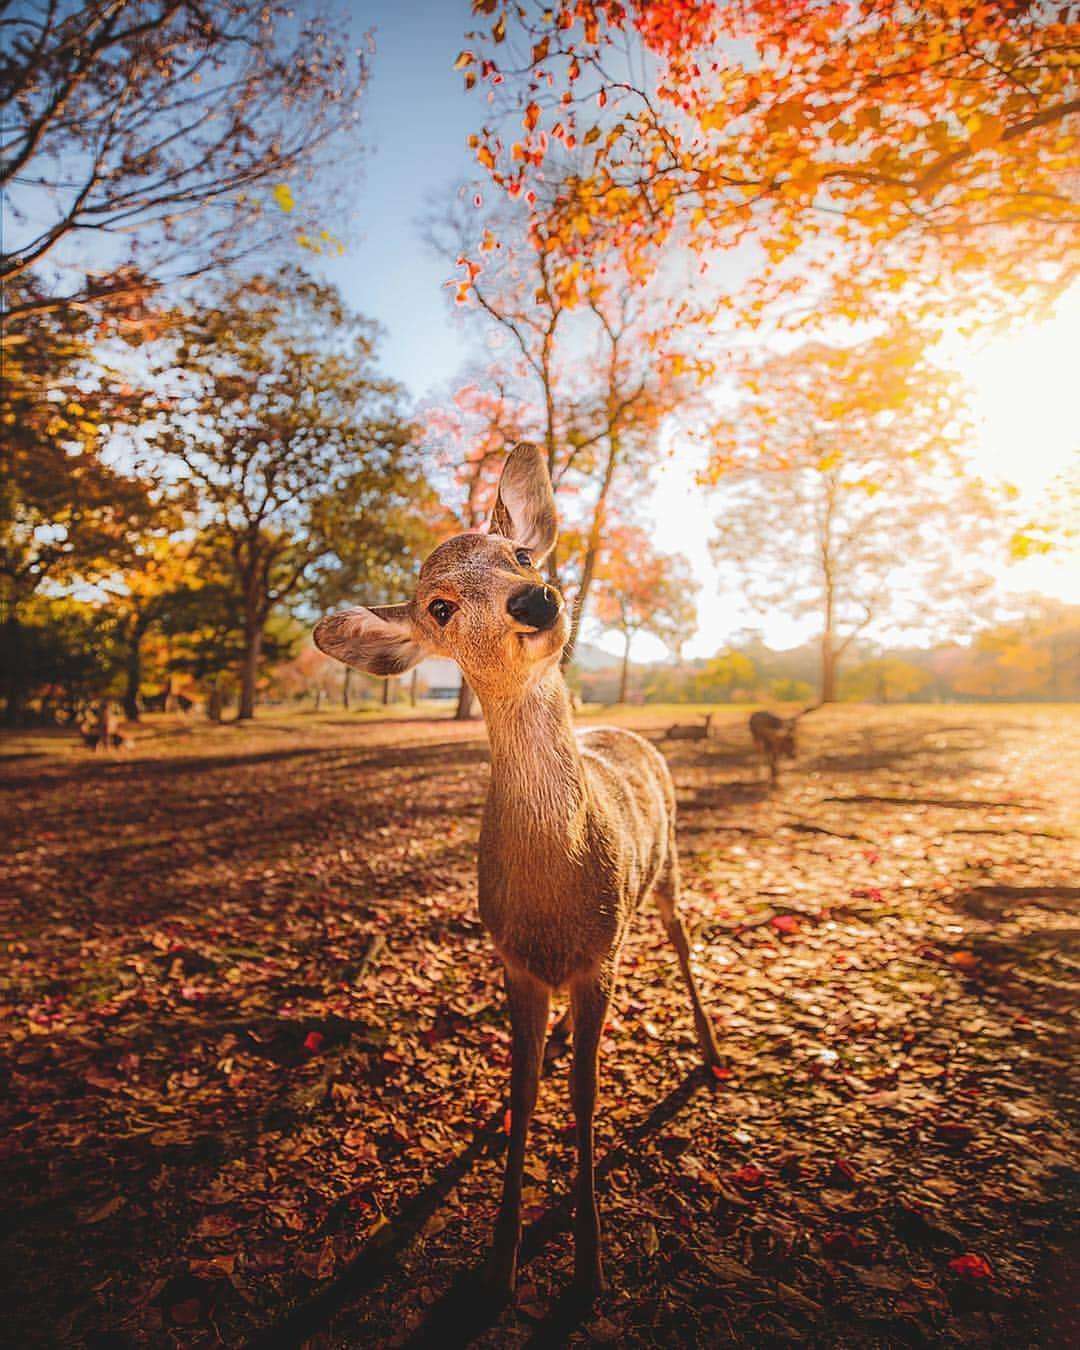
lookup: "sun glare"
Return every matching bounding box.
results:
[936,286,1080,498]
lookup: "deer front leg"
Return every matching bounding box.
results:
[569,972,613,1296]
[487,965,550,1296]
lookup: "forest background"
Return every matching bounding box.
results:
[2,0,1078,729]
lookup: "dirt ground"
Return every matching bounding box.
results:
[2,704,1078,1348]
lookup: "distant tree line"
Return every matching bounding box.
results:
[581,601,1080,706]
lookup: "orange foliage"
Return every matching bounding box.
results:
[463,1,1079,328]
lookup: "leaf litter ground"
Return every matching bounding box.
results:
[1,705,1077,1347]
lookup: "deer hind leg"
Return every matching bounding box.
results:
[655,836,723,1068]
[568,971,613,1294]
[487,965,550,1295]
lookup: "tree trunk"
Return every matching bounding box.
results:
[238,614,262,720]
[455,680,476,720]
[207,676,225,723]
[3,610,26,728]
[123,623,145,721]
[342,666,351,710]
[409,667,419,707]
[564,430,620,668]
[618,630,632,704]
[819,482,838,703]
[821,634,837,704]
[382,676,392,707]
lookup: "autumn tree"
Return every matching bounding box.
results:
[592,524,697,702]
[839,658,934,704]
[423,374,538,717]
[694,651,759,703]
[432,188,707,659]
[463,1,1079,329]
[706,330,1000,702]
[0,276,159,723]
[1,0,367,323]
[150,269,419,720]
[949,598,1080,699]
[98,538,205,720]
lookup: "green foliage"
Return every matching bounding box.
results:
[149,269,422,716]
[1,595,123,721]
[839,659,933,704]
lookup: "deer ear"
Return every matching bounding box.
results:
[313,604,427,676]
[489,442,558,561]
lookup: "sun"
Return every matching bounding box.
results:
[936,285,1080,497]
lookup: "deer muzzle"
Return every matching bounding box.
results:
[507,584,562,631]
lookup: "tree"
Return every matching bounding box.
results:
[949,599,1080,699]
[839,658,934,703]
[0,275,158,723]
[706,332,1000,702]
[1,0,367,322]
[0,593,123,724]
[592,524,697,702]
[151,269,419,719]
[464,1,1079,329]
[99,538,204,720]
[432,189,707,661]
[694,651,758,703]
[423,374,535,718]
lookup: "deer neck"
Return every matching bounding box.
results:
[479,666,588,848]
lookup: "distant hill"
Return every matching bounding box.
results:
[568,641,622,672]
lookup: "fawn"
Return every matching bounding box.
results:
[314,444,721,1297]
[665,713,713,741]
[749,706,817,784]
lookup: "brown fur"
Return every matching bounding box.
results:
[664,713,713,741]
[749,709,800,784]
[313,443,721,1297]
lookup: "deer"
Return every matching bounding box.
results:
[79,700,129,752]
[664,713,713,742]
[313,444,722,1299]
[749,705,818,785]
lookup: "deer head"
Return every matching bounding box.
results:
[313,444,566,699]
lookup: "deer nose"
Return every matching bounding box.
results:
[507,584,561,630]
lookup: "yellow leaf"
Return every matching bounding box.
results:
[453,50,474,71]
[968,114,1004,151]
[272,183,295,214]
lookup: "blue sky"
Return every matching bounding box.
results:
[310,3,1079,661]
[312,1,482,401]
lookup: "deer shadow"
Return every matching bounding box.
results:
[244,1068,713,1350]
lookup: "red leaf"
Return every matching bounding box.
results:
[731,1164,766,1188]
[821,1231,861,1260]
[828,1158,859,1188]
[710,1065,733,1081]
[303,1031,324,1054]
[770,914,799,934]
[935,1121,974,1146]
[949,1253,993,1280]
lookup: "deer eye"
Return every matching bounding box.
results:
[427,598,457,627]
[514,548,532,567]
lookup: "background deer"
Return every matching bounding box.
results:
[314,444,721,1298]
[664,713,713,741]
[749,706,817,784]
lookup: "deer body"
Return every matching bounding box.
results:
[749,709,803,784]
[314,444,720,1298]
[664,713,712,742]
[480,691,671,989]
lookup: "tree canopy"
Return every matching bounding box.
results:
[462,0,1079,328]
[1,0,367,321]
